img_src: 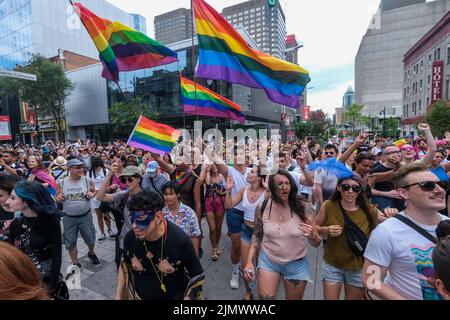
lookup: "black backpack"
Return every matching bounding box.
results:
[338,201,369,257]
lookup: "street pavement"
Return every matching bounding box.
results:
[63,213,325,300]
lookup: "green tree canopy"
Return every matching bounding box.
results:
[294,109,331,143]
[342,104,364,134]
[109,96,160,137]
[426,100,450,137]
[0,54,73,139]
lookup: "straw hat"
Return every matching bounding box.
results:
[53,156,67,167]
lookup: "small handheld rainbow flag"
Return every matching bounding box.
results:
[181,76,246,124]
[127,116,180,155]
[73,2,177,81]
[393,138,407,148]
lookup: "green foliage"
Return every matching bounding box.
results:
[426,100,450,137]
[109,96,160,136]
[294,109,331,142]
[0,54,73,138]
[384,118,400,139]
[342,104,364,134]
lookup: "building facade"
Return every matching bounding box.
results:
[0,0,143,141]
[154,8,193,45]
[222,0,286,59]
[355,0,450,116]
[342,86,355,109]
[402,10,450,137]
[132,14,147,34]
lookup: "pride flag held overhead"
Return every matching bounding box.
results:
[127,116,181,155]
[73,2,177,81]
[181,76,246,124]
[192,0,310,108]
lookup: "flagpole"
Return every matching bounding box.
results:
[190,0,199,122]
[127,115,142,146]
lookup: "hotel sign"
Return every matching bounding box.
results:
[431,61,444,104]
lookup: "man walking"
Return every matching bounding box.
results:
[57,158,101,271]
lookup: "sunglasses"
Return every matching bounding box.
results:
[120,176,138,184]
[384,150,401,155]
[340,184,363,193]
[401,181,448,192]
[401,147,415,152]
[324,152,335,155]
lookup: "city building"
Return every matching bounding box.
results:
[222,0,287,59]
[402,10,450,137]
[132,14,147,34]
[342,86,354,109]
[285,34,300,64]
[154,8,193,45]
[355,0,450,116]
[335,107,344,125]
[0,0,144,141]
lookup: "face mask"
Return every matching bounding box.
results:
[129,210,156,229]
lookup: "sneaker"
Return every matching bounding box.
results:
[66,263,81,280]
[97,234,106,242]
[88,252,101,265]
[108,230,115,240]
[230,272,240,290]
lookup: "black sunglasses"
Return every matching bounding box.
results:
[340,184,363,193]
[324,151,335,155]
[120,176,138,184]
[401,181,448,192]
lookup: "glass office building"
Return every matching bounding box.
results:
[132,14,147,34]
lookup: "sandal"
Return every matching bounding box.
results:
[216,248,222,256]
[211,249,218,261]
[243,293,254,300]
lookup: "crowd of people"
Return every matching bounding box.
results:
[0,125,449,301]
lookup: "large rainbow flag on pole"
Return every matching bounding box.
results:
[192,0,310,108]
[181,76,246,124]
[127,116,181,155]
[73,2,177,81]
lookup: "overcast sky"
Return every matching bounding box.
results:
[106,0,381,115]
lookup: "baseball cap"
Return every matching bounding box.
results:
[146,161,159,173]
[119,166,142,177]
[67,158,85,168]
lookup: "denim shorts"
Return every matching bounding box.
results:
[226,208,244,234]
[321,261,363,288]
[257,249,312,282]
[241,223,254,244]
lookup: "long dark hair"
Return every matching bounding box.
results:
[89,157,105,179]
[329,175,375,231]
[13,181,61,217]
[268,169,306,222]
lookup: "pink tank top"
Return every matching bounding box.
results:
[261,199,307,264]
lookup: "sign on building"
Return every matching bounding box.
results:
[0,116,12,140]
[302,105,311,121]
[0,69,37,81]
[431,61,444,104]
[20,120,66,134]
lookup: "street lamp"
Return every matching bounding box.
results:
[379,107,386,138]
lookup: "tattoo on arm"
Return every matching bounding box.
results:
[251,205,264,246]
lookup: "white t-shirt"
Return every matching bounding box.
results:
[364,212,449,300]
[228,166,251,211]
[314,170,338,199]
[89,168,109,190]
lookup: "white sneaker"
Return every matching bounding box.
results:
[230,272,240,290]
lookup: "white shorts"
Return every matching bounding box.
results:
[90,198,101,210]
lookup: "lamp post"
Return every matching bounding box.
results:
[379,107,386,138]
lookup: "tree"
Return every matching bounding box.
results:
[0,54,74,141]
[109,96,160,137]
[294,109,331,143]
[426,100,450,137]
[384,118,400,138]
[342,104,364,135]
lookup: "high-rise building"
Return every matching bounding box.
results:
[0,0,139,69]
[285,34,300,64]
[355,0,450,116]
[342,86,354,109]
[132,14,147,34]
[222,0,287,59]
[154,8,193,45]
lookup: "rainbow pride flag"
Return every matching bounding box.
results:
[127,116,180,155]
[193,0,310,108]
[181,76,246,124]
[73,3,177,81]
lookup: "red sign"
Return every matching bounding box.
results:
[431,61,444,104]
[0,116,12,140]
[302,106,311,121]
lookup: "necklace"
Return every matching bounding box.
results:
[142,225,167,294]
[248,188,262,202]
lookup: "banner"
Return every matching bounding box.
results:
[302,105,311,121]
[0,116,12,140]
[431,60,444,104]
